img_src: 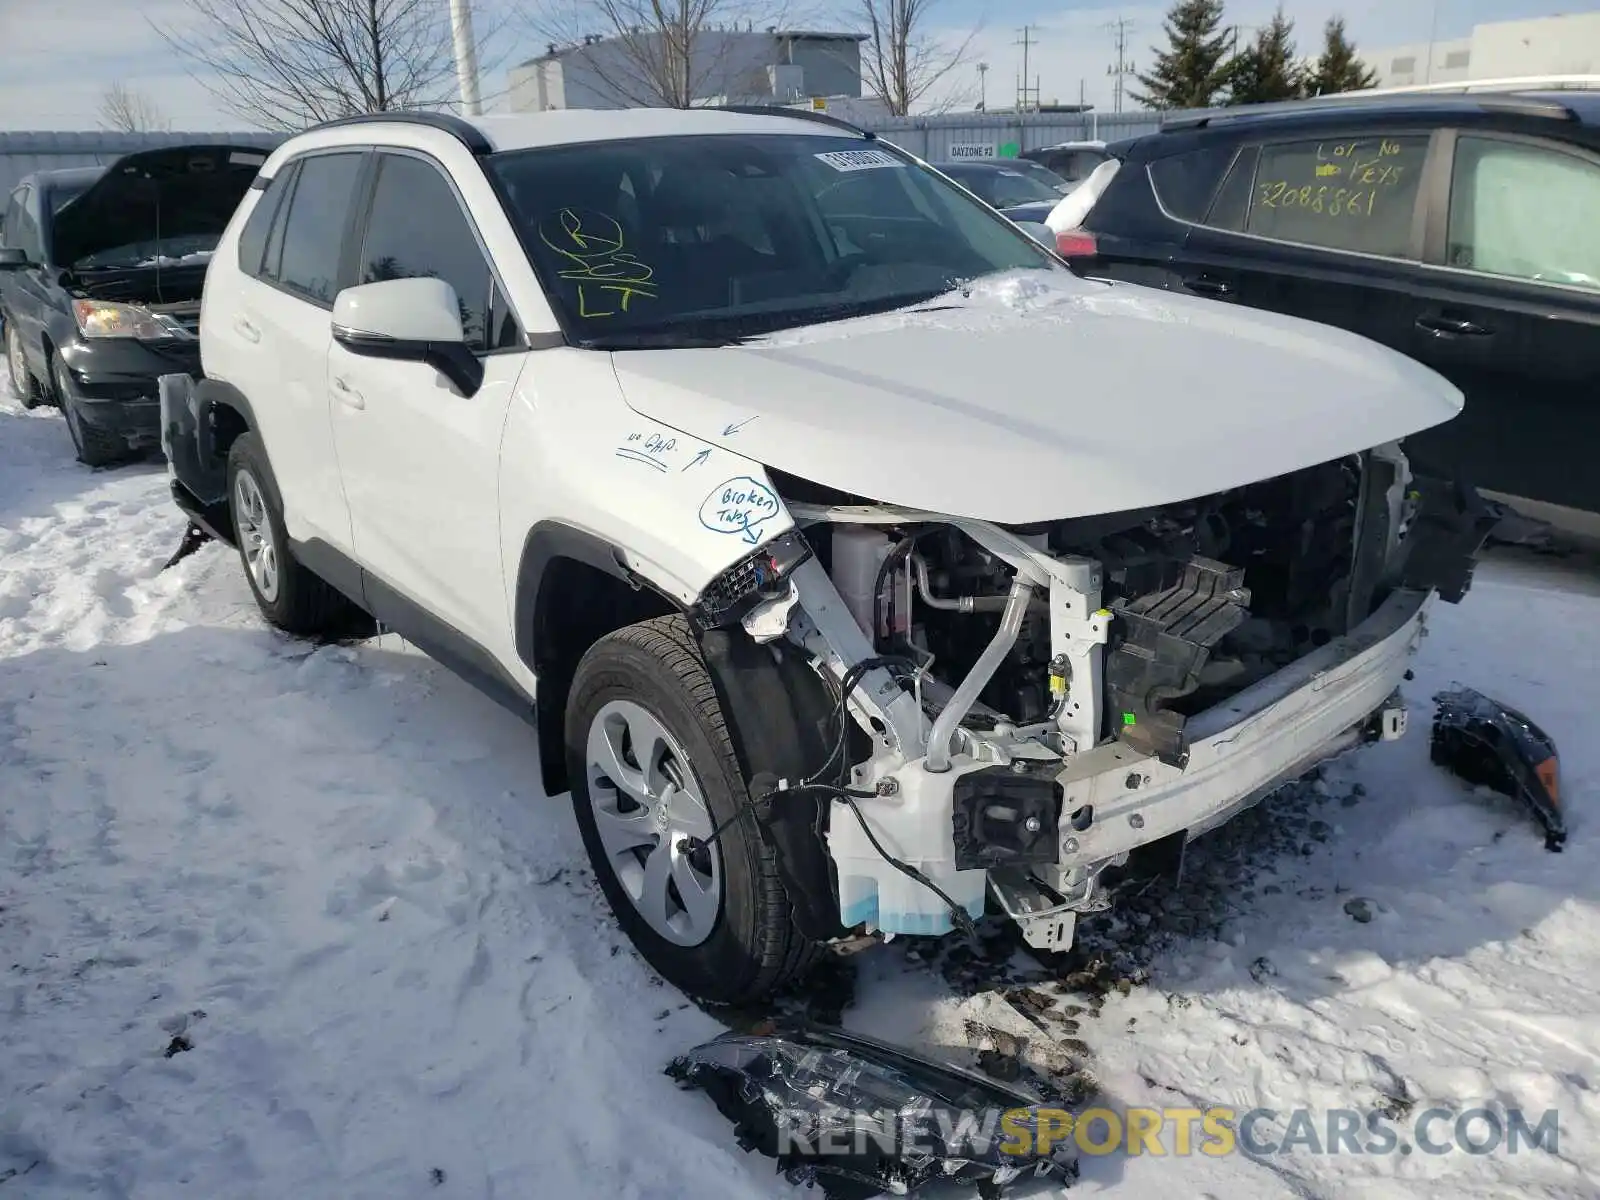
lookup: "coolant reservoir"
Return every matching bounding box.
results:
[829,526,892,639]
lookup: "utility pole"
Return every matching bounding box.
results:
[450,0,483,115]
[1105,17,1135,114]
[1015,25,1037,111]
[977,61,989,111]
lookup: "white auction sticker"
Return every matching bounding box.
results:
[814,149,904,172]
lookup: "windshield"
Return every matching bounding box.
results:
[47,181,93,218]
[487,133,1060,347]
[1012,160,1070,192]
[946,165,1064,208]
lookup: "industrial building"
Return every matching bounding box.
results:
[1362,11,1600,90]
[508,27,867,112]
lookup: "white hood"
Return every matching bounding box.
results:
[610,272,1464,525]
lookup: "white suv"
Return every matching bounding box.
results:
[160,108,1494,1006]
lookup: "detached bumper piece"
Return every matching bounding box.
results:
[1396,475,1499,604]
[1431,687,1565,851]
[1104,557,1250,769]
[667,1022,1078,1200]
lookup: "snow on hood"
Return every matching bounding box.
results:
[610,270,1465,525]
[51,144,270,270]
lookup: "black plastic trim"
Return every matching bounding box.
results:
[717,104,874,137]
[287,536,369,611]
[357,571,537,723]
[305,111,495,155]
[513,522,639,673]
[169,478,233,546]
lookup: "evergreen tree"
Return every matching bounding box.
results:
[1129,0,1233,111]
[1225,7,1306,105]
[1305,16,1378,96]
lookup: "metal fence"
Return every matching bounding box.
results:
[848,110,1165,160]
[0,131,285,197]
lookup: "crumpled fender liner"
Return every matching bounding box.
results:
[696,628,847,942]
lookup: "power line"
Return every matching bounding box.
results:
[1106,17,1136,113]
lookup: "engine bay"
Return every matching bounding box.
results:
[794,451,1407,764]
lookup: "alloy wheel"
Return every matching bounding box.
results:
[233,469,280,603]
[585,698,722,947]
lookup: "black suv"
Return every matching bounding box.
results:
[1054,90,1600,529]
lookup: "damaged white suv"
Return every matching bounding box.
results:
[160,108,1494,1005]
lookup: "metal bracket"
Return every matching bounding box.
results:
[986,867,1081,952]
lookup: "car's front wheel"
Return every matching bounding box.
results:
[226,432,356,638]
[566,616,822,1005]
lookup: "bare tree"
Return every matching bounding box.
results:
[522,0,787,109]
[154,0,508,132]
[98,82,170,133]
[857,0,976,116]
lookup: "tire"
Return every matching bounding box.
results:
[6,321,43,410]
[54,354,127,466]
[226,432,354,637]
[566,615,823,1006]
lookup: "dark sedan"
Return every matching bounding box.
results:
[1,141,277,465]
[933,159,1069,225]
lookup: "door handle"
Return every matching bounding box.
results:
[1415,314,1493,337]
[1183,276,1234,299]
[332,375,365,410]
[233,317,261,344]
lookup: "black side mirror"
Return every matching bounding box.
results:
[0,247,30,271]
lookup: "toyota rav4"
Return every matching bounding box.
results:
[159,108,1495,1006]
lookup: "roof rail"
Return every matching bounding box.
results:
[1346,74,1600,98]
[1161,89,1578,131]
[717,103,873,137]
[304,110,493,155]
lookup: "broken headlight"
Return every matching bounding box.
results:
[694,529,812,629]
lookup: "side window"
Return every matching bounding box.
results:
[276,152,365,305]
[1147,145,1237,222]
[13,188,42,262]
[1238,133,1428,258]
[259,162,299,284]
[237,168,295,278]
[1446,136,1600,291]
[356,153,499,351]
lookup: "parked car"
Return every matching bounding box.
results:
[0,142,274,464]
[1049,89,1600,531]
[933,159,1072,223]
[160,107,1490,1007]
[1020,140,1113,187]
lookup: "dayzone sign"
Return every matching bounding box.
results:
[948,143,997,159]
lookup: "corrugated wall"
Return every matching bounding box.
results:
[0,131,285,196]
[849,110,1165,159]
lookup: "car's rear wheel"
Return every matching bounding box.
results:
[226,432,356,638]
[566,615,822,1005]
[54,355,127,467]
[6,322,42,410]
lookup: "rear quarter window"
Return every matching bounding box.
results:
[1146,145,1240,222]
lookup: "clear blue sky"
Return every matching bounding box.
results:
[0,0,1573,130]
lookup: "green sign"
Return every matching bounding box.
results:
[998,141,1021,158]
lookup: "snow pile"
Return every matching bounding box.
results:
[4,374,1600,1198]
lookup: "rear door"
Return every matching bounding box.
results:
[223,149,368,554]
[1402,129,1600,518]
[1174,128,1436,354]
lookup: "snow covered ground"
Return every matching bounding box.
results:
[3,380,1598,1200]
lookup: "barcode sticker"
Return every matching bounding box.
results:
[814,149,904,172]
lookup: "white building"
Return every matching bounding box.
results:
[1363,12,1600,90]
